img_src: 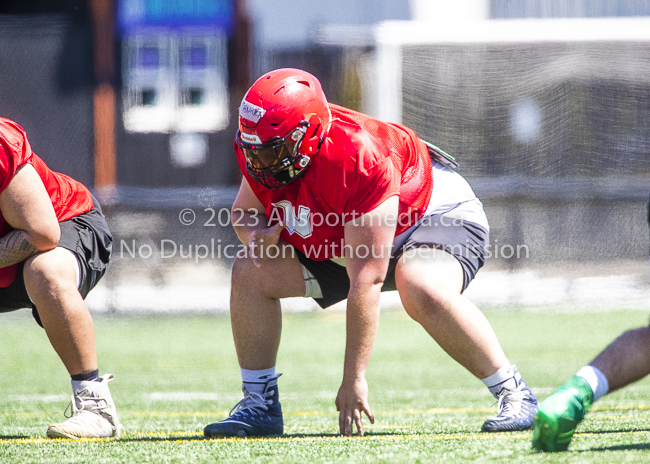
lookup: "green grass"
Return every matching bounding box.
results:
[1,307,650,463]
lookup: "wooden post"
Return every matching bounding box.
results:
[232,0,252,184]
[234,0,253,99]
[93,83,116,188]
[90,0,117,190]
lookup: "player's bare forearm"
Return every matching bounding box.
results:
[343,283,382,380]
[340,196,398,380]
[336,282,381,436]
[337,193,394,436]
[0,229,40,268]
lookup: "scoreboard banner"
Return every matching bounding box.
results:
[117,0,234,35]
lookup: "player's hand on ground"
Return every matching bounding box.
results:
[248,221,286,268]
[335,376,374,437]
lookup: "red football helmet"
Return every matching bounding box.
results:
[236,68,331,189]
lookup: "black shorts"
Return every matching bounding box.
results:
[297,213,488,309]
[0,196,112,326]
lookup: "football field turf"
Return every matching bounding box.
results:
[1,307,650,463]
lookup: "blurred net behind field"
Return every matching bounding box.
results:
[402,40,650,179]
[363,18,650,267]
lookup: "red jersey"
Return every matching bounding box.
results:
[236,104,433,260]
[0,117,94,287]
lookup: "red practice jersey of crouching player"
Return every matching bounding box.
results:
[0,117,94,287]
[236,104,433,261]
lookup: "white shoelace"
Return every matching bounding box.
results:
[229,391,271,417]
[64,393,110,419]
[495,383,528,416]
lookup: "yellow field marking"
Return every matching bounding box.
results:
[575,430,650,438]
[591,404,650,412]
[193,433,535,443]
[131,411,227,418]
[4,429,650,445]
[3,405,650,444]
[2,437,117,444]
[0,432,530,444]
[588,414,647,420]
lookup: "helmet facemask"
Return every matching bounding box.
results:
[237,122,312,189]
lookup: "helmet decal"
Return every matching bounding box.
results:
[240,132,263,144]
[239,99,266,124]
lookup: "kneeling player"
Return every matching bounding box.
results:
[533,196,650,451]
[203,69,538,438]
[0,117,119,439]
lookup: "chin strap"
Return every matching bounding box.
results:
[315,115,339,154]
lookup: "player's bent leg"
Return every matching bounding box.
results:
[591,327,650,392]
[395,248,506,379]
[23,248,119,439]
[229,241,306,369]
[205,242,304,439]
[394,247,537,432]
[23,247,97,375]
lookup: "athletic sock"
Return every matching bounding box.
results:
[481,363,520,398]
[70,369,100,383]
[576,365,609,403]
[241,367,276,395]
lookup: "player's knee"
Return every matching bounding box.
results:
[231,254,271,294]
[231,253,302,298]
[23,249,77,296]
[399,283,450,322]
[231,254,254,284]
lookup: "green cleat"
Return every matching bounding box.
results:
[532,376,594,452]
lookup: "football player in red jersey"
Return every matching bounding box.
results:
[204,69,538,438]
[0,118,119,439]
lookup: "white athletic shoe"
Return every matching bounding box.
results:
[47,374,120,439]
